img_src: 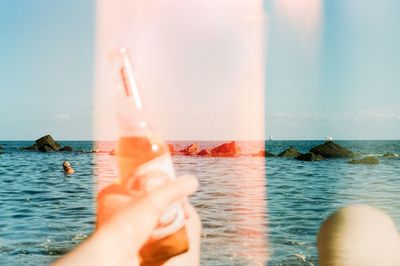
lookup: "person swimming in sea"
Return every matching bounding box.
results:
[63,161,75,174]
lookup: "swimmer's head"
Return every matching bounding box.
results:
[317,204,400,266]
[63,161,75,174]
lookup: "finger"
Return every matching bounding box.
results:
[144,175,199,217]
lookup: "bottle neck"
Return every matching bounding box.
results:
[112,48,153,137]
[118,51,143,110]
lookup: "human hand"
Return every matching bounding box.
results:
[53,175,200,266]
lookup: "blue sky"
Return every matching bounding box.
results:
[0,0,94,140]
[266,0,400,140]
[0,0,399,140]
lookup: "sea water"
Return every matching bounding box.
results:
[0,140,399,265]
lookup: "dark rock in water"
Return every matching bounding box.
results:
[251,150,275,157]
[310,141,354,158]
[383,152,398,158]
[35,135,60,152]
[179,143,200,155]
[42,145,56,152]
[21,135,71,152]
[168,144,176,155]
[197,149,212,156]
[211,141,240,157]
[348,156,379,165]
[22,144,39,151]
[278,147,302,158]
[90,150,111,154]
[59,146,73,152]
[296,152,324,161]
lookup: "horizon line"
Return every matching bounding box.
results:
[1,139,399,142]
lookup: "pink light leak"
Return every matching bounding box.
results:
[274,0,323,45]
[94,0,266,141]
[93,1,267,264]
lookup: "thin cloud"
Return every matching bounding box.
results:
[54,113,71,121]
[271,112,322,121]
[353,109,400,122]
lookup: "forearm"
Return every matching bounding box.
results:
[52,226,139,266]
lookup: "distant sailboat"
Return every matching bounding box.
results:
[269,134,273,141]
[326,136,333,141]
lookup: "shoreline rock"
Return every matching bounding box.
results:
[36,135,60,152]
[22,143,39,151]
[168,144,176,155]
[211,141,240,157]
[21,135,73,152]
[197,149,212,156]
[278,147,302,158]
[179,143,200,155]
[251,150,275,157]
[296,152,324,161]
[310,141,354,158]
[59,146,73,152]
[348,156,379,165]
[383,152,398,158]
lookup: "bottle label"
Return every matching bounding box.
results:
[125,153,185,240]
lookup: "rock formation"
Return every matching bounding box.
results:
[22,135,73,152]
[210,141,240,157]
[59,146,73,152]
[197,149,212,156]
[168,144,176,155]
[251,150,275,157]
[310,141,354,158]
[348,156,379,165]
[36,135,60,152]
[383,152,399,158]
[179,143,200,155]
[22,144,39,151]
[278,147,302,158]
[296,152,324,161]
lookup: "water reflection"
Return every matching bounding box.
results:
[176,155,268,265]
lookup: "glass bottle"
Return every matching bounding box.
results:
[97,48,188,265]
